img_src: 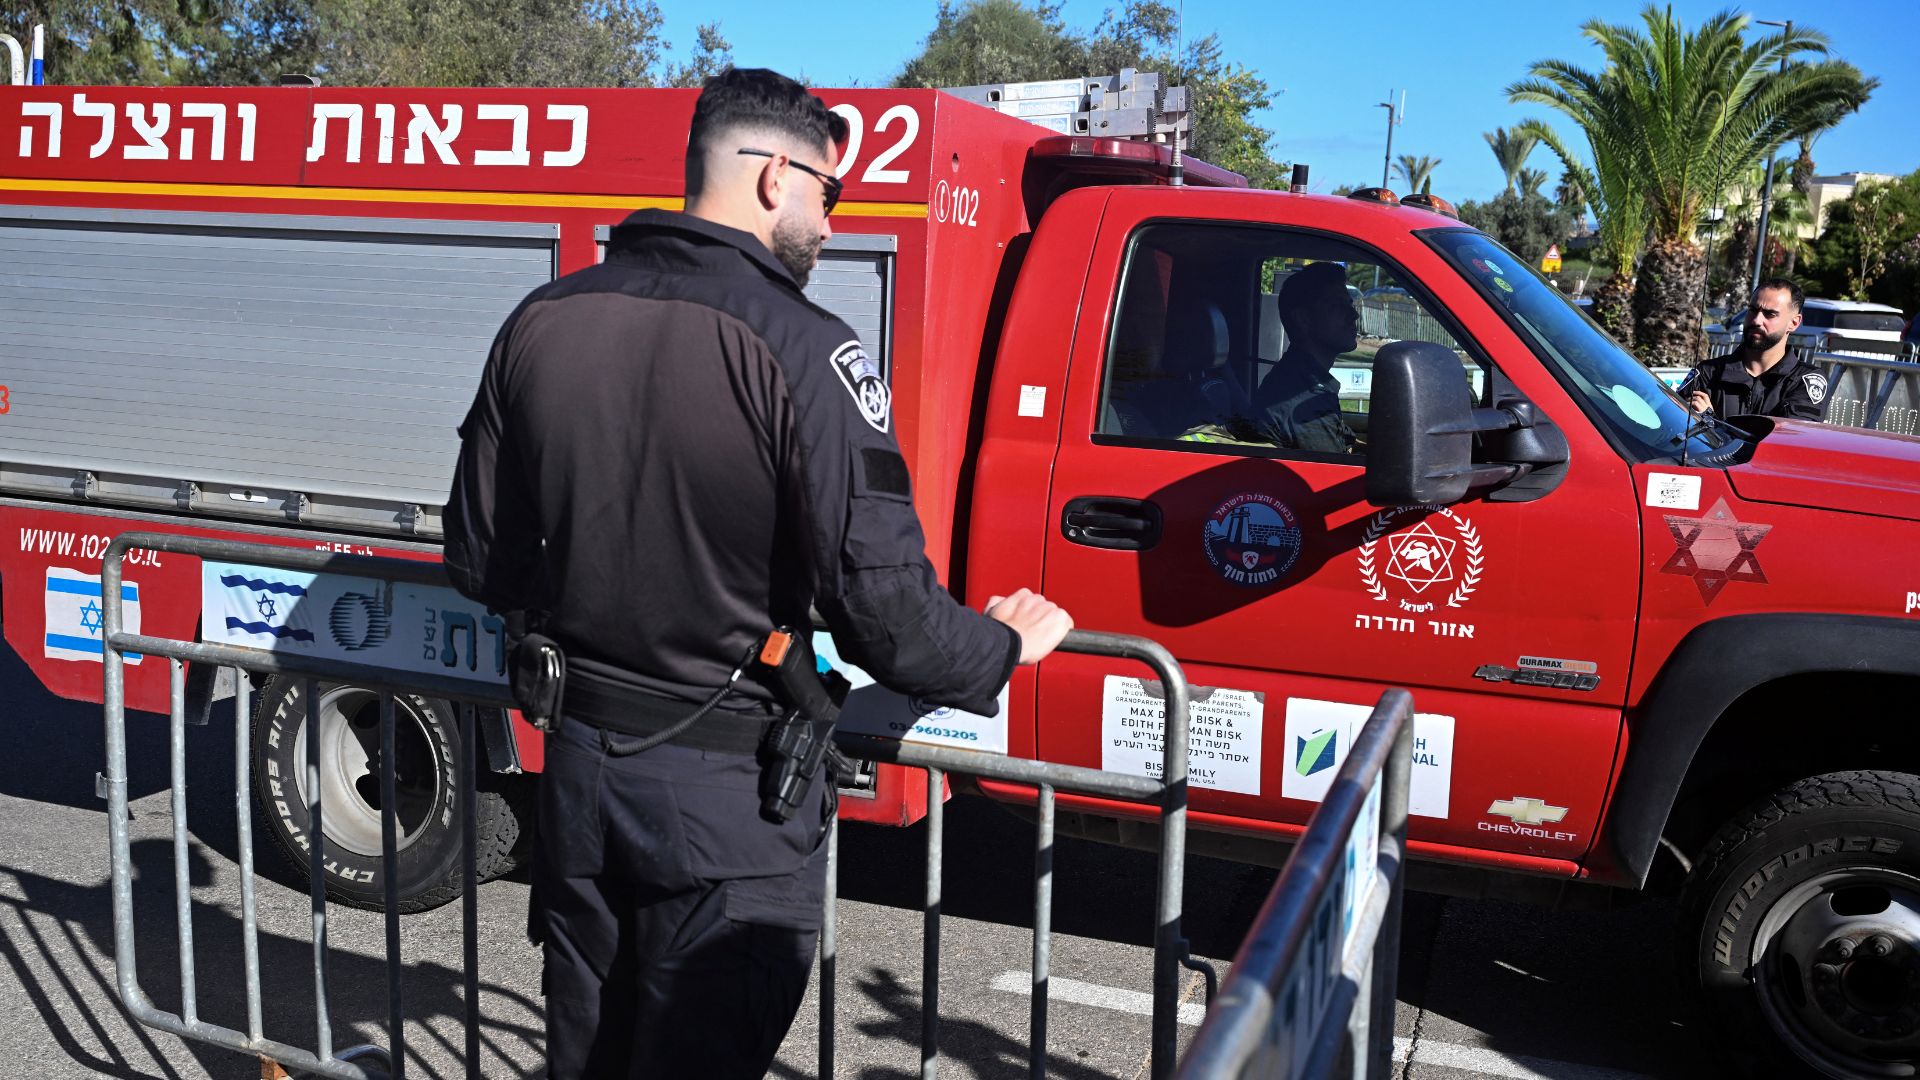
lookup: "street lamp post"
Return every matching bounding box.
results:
[1377,91,1402,189]
[1749,18,1793,293]
[1702,206,1725,361]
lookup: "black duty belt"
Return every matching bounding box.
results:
[563,671,774,756]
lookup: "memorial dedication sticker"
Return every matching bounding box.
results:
[1102,676,1264,795]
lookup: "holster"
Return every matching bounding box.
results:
[509,631,567,732]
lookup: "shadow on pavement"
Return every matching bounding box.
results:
[836,795,1277,961]
[1,835,544,1079]
[1391,892,1713,1078]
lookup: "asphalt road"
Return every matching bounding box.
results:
[0,641,1720,1079]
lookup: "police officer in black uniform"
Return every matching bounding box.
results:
[443,68,1073,1079]
[1679,276,1828,421]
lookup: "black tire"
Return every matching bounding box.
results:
[1679,770,1920,1078]
[249,675,528,913]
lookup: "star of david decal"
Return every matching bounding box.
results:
[1661,497,1771,606]
[78,599,104,637]
[1385,520,1457,594]
[257,594,277,620]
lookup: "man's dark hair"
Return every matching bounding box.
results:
[1753,277,1805,311]
[1276,261,1351,331]
[686,67,848,192]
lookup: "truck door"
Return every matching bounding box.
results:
[1035,210,1640,864]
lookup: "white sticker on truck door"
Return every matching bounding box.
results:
[1645,472,1702,510]
[1281,698,1453,818]
[1101,676,1263,795]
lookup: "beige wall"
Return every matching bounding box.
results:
[1805,172,1898,239]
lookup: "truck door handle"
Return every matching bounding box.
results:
[1061,497,1162,551]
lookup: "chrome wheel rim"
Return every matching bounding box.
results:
[1750,866,1920,1078]
[289,687,444,858]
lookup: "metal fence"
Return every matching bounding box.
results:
[1676,339,1920,436]
[1358,298,1453,347]
[98,532,1221,1079]
[102,533,510,1080]
[1179,690,1414,1079]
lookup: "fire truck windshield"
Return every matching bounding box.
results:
[1421,228,1745,464]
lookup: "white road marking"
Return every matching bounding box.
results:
[988,971,1658,1079]
[988,971,1208,1026]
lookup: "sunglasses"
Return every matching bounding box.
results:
[738,147,843,215]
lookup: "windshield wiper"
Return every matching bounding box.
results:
[1675,409,1746,466]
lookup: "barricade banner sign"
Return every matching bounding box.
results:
[200,560,507,684]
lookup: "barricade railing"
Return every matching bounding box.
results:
[818,627,1196,1080]
[1677,338,1920,436]
[98,532,1210,1079]
[1178,689,1415,1079]
[102,532,513,1080]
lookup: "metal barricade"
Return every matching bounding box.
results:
[818,628,1196,1080]
[1677,337,1920,436]
[1815,352,1920,435]
[99,532,1205,1079]
[102,532,510,1079]
[1178,690,1415,1079]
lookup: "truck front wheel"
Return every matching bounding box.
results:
[249,676,527,913]
[1681,771,1920,1078]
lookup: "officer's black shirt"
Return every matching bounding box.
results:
[444,210,1018,717]
[1679,349,1828,422]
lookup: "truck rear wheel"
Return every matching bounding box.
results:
[1680,771,1920,1078]
[249,676,527,913]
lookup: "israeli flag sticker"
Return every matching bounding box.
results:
[44,568,142,664]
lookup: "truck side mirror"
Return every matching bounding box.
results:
[1366,341,1478,506]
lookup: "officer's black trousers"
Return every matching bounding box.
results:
[534,718,830,1078]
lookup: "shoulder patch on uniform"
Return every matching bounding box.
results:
[1802,372,1827,405]
[830,340,890,433]
[860,448,912,497]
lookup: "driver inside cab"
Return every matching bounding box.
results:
[1247,261,1362,454]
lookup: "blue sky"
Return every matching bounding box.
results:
[657,0,1917,204]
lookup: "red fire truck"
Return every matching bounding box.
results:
[5,75,1919,1075]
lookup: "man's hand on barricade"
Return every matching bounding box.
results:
[986,588,1074,664]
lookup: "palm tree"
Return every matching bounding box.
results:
[1511,120,1645,346]
[1509,7,1875,365]
[1517,168,1548,200]
[1392,154,1440,195]
[1555,170,1587,219]
[1484,127,1538,195]
[1717,156,1791,316]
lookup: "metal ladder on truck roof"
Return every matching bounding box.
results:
[942,68,1190,147]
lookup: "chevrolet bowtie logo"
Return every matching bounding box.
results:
[1487,797,1568,826]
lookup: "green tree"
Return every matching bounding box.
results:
[1832,180,1910,301]
[1484,126,1538,195]
[1713,157,1790,318]
[894,0,1286,189]
[6,1,233,85]
[1458,190,1571,265]
[666,22,732,88]
[1510,7,1875,365]
[1554,169,1588,219]
[1516,167,1547,199]
[1391,153,1439,194]
[895,0,1083,88]
[296,0,669,87]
